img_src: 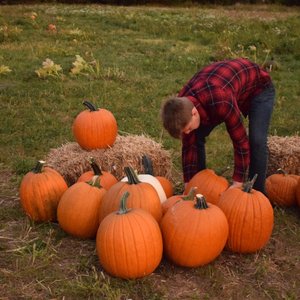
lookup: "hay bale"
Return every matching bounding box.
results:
[267,135,300,176]
[45,134,173,186]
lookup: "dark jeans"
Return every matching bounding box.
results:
[195,83,275,194]
[248,83,275,193]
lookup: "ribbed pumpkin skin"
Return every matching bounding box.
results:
[266,173,298,207]
[99,181,162,223]
[218,188,274,253]
[19,166,68,222]
[77,171,117,190]
[161,187,196,215]
[57,182,106,239]
[156,176,173,198]
[160,200,228,267]
[161,194,184,215]
[184,169,229,205]
[72,108,117,150]
[122,174,167,203]
[97,208,163,279]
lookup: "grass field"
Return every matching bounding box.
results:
[0,3,300,299]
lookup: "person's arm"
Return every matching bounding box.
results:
[228,180,243,189]
[182,131,200,184]
[215,90,250,183]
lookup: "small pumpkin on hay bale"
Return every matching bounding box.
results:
[267,135,300,176]
[45,134,173,186]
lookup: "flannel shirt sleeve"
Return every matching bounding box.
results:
[215,89,250,182]
[182,131,199,183]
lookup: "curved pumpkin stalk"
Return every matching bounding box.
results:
[83,100,98,111]
[194,194,209,209]
[117,191,130,215]
[182,186,197,201]
[242,174,258,193]
[142,155,154,175]
[32,160,46,173]
[88,157,104,176]
[87,175,103,189]
[276,168,287,175]
[124,166,141,185]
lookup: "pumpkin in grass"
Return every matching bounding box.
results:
[266,169,298,207]
[162,186,197,215]
[77,157,117,190]
[142,155,173,198]
[160,193,228,267]
[19,160,68,222]
[100,166,162,223]
[57,176,106,239]
[96,191,163,279]
[218,175,274,253]
[184,169,229,205]
[72,100,118,150]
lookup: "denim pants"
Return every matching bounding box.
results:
[248,83,275,194]
[195,83,275,194]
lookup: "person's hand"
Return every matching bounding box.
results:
[228,181,243,189]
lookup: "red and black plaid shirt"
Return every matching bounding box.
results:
[178,58,271,183]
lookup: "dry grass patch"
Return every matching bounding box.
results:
[45,134,174,186]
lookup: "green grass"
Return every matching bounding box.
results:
[0,3,300,299]
[1,4,299,173]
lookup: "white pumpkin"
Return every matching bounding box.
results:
[121,173,167,203]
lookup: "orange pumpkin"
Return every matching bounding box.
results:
[142,155,173,198]
[184,169,229,205]
[96,191,163,279]
[218,175,274,253]
[160,193,228,267]
[162,186,197,215]
[266,169,298,207]
[296,177,300,207]
[19,160,68,222]
[72,100,118,150]
[99,166,162,223]
[57,176,106,239]
[156,176,173,198]
[77,157,117,190]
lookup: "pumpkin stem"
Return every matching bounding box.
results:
[276,168,287,176]
[83,100,98,111]
[124,166,141,185]
[142,155,154,175]
[194,194,209,209]
[242,174,258,193]
[32,160,46,173]
[182,187,197,201]
[88,157,103,176]
[117,191,131,215]
[87,175,103,188]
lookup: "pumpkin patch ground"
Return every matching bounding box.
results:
[1,3,300,299]
[1,168,300,299]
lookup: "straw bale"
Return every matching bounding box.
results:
[45,134,173,186]
[267,135,300,176]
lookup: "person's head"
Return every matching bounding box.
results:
[161,97,200,139]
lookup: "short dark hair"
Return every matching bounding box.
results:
[160,97,194,139]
